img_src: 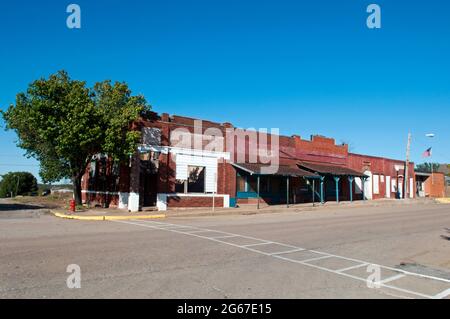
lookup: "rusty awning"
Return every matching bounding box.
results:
[298,162,366,177]
[232,162,320,178]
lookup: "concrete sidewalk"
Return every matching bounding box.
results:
[52,208,165,221]
[50,198,443,221]
[164,197,442,218]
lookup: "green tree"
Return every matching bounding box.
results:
[0,172,38,198]
[415,162,440,173]
[2,71,150,204]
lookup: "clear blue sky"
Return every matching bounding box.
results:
[1,0,449,182]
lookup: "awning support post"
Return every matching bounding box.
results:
[312,179,316,207]
[257,175,260,209]
[348,176,354,202]
[362,177,367,201]
[320,176,325,204]
[286,176,290,208]
[334,176,340,203]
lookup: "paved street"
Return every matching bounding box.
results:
[1,201,450,299]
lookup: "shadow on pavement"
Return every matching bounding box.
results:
[0,203,45,211]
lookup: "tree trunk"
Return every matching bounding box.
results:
[72,175,83,205]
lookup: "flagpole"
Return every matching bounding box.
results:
[426,134,435,186]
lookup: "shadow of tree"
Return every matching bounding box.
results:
[0,203,45,211]
[441,228,450,241]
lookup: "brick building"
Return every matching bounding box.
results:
[415,172,446,198]
[81,112,417,211]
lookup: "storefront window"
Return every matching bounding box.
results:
[187,166,205,193]
[175,179,186,193]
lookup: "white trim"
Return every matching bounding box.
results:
[118,192,129,209]
[139,145,230,160]
[231,163,255,175]
[157,193,167,211]
[166,193,229,198]
[128,192,140,212]
[82,190,119,195]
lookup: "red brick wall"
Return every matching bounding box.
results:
[167,196,224,208]
[424,173,446,198]
[81,192,119,207]
[347,153,415,199]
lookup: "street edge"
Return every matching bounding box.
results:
[51,211,166,221]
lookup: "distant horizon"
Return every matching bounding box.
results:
[1,0,449,183]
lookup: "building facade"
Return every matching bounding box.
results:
[81,112,417,211]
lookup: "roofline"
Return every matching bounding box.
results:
[349,152,414,165]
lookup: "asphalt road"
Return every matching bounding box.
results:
[1,201,450,299]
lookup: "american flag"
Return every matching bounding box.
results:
[422,147,432,158]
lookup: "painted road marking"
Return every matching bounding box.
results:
[210,235,239,239]
[242,242,273,248]
[377,274,406,285]
[433,288,450,299]
[270,248,305,256]
[115,219,450,299]
[336,263,369,273]
[300,255,334,263]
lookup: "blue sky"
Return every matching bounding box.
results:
[1,0,449,182]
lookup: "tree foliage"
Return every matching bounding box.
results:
[415,162,440,173]
[0,172,38,198]
[1,71,150,204]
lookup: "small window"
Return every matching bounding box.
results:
[175,179,186,193]
[187,166,205,193]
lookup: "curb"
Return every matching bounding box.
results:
[52,211,166,221]
[436,198,450,204]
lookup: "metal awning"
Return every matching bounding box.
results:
[298,162,367,177]
[231,163,320,178]
[415,171,432,177]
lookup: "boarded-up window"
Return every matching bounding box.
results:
[236,174,246,192]
[391,178,397,192]
[355,177,362,194]
[373,175,380,194]
[142,127,161,146]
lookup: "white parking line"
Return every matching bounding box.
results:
[242,242,273,248]
[300,255,333,263]
[377,274,406,285]
[270,248,305,256]
[433,288,450,299]
[210,235,239,239]
[114,219,450,299]
[336,263,369,273]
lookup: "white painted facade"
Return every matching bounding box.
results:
[363,170,373,200]
[153,146,231,211]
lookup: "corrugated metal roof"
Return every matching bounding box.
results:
[231,163,320,177]
[298,162,366,177]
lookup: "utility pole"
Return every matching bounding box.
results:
[404,133,411,199]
